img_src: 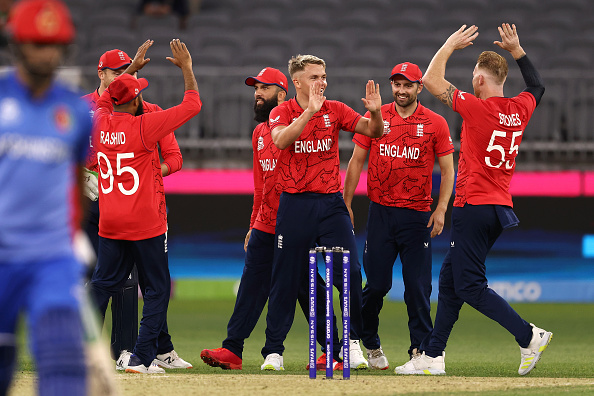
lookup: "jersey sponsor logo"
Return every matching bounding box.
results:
[0,98,21,125]
[424,242,429,248]
[379,143,419,159]
[0,133,69,163]
[100,131,126,145]
[322,114,331,128]
[270,115,280,123]
[450,241,455,247]
[259,158,276,172]
[382,120,390,135]
[294,138,332,154]
[499,112,522,127]
[416,124,424,137]
[458,91,466,100]
[277,234,283,249]
[257,136,264,151]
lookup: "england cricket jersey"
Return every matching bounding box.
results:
[0,72,91,263]
[269,98,361,194]
[354,102,453,211]
[93,89,201,240]
[452,90,536,207]
[250,121,279,234]
[83,90,182,175]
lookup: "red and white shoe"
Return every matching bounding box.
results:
[305,353,343,371]
[200,347,242,370]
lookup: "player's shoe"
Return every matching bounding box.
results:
[340,339,368,369]
[200,347,242,370]
[125,355,165,374]
[261,353,284,371]
[305,353,343,371]
[518,323,553,375]
[154,350,193,369]
[367,346,389,370]
[116,350,132,371]
[394,351,445,375]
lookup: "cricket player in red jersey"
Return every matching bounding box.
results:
[395,24,551,376]
[89,39,202,374]
[344,62,455,370]
[200,68,342,371]
[82,48,191,371]
[260,55,383,371]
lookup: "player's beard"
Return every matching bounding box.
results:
[393,92,417,109]
[254,97,278,123]
[135,100,144,116]
[14,44,63,82]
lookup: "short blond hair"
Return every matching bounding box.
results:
[288,54,326,78]
[477,51,508,85]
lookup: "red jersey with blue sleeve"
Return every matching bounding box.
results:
[93,89,201,240]
[83,90,183,175]
[250,122,280,234]
[354,102,453,211]
[452,89,536,207]
[269,98,362,193]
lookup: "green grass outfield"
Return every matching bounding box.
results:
[11,280,594,395]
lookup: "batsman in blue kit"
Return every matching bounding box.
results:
[0,1,91,395]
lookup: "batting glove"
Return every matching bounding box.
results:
[83,167,99,201]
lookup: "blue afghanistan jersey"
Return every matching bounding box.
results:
[0,71,91,264]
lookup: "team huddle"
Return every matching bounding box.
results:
[0,0,553,394]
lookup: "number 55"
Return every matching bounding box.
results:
[485,130,523,169]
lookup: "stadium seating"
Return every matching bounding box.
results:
[58,0,594,168]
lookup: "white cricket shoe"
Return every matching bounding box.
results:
[518,323,553,375]
[261,353,284,371]
[340,340,368,369]
[394,351,445,375]
[154,350,193,369]
[116,350,132,371]
[125,355,165,374]
[367,346,389,370]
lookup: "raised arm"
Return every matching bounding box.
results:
[424,25,479,108]
[353,80,383,138]
[124,39,153,75]
[141,39,201,148]
[271,80,325,149]
[494,23,545,105]
[166,39,199,93]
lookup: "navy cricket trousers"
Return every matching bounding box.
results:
[262,192,364,358]
[361,202,433,353]
[83,200,174,358]
[223,228,340,360]
[422,204,533,357]
[90,234,170,367]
